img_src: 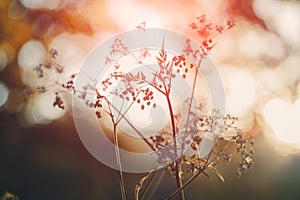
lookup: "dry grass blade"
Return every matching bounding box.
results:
[135,170,154,200]
[165,167,206,200]
[113,126,127,200]
[210,165,225,182]
[146,169,166,200]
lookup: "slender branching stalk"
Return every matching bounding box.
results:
[27,15,256,200]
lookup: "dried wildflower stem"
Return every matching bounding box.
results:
[167,134,249,200]
[105,99,127,200]
[138,170,156,200]
[105,97,155,151]
[166,150,216,200]
[158,39,185,199]
[129,52,156,73]
[135,169,167,200]
[166,166,206,200]
[167,138,217,200]
[166,94,178,157]
[113,124,127,200]
[165,93,185,200]
[181,55,204,154]
[32,19,244,200]
[115,91,142,125]
[146,169,167,200]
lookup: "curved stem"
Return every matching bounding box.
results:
[104,97,156,152]
[140,170,156,200]
[146,169,167,200]
[105,99,127,200]
[165,93,185,200]
[113,124,127,200]
[166,94,177,158]
[181,56,204,154]
[165,167,206,200]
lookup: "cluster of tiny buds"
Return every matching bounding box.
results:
[172,55,194,79]
[150,132,170,149]
[190,135,201,151]
[235,135,255,176]
[109,38,129,56]
[53,92,65,110]
[137,87,156,110]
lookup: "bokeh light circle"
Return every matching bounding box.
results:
[262,98,300,154]
[23,92,67,126]
[7,0,28,20]
[18,40,46,70]
[32,14,54,37]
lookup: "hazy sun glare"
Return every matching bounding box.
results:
[263,98,300,153]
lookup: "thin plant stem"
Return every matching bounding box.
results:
[165,93,185,200]
[115,98,125,123]
[105,99,127,200]
[115,91,142,125]
[134,76,166,95]
[165,167,206,200]
[128,52,156,73]
[146,169,167,200]
[140,170,156,200]
[167,138,219,200]
[113,124,127,200]
[106,98,155,151]
[181,56,204,154]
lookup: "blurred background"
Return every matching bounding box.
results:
[1,0,300,199]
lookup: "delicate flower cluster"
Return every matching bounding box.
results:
[53,93,65,109]
[26,49,70,111]
[110,38,129,56]
[32,50,64,77]
[183,39,201,59]
[28,16,255,200]
[61,74,76,91]
[235,135,255,176]
[189,15,236,55]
